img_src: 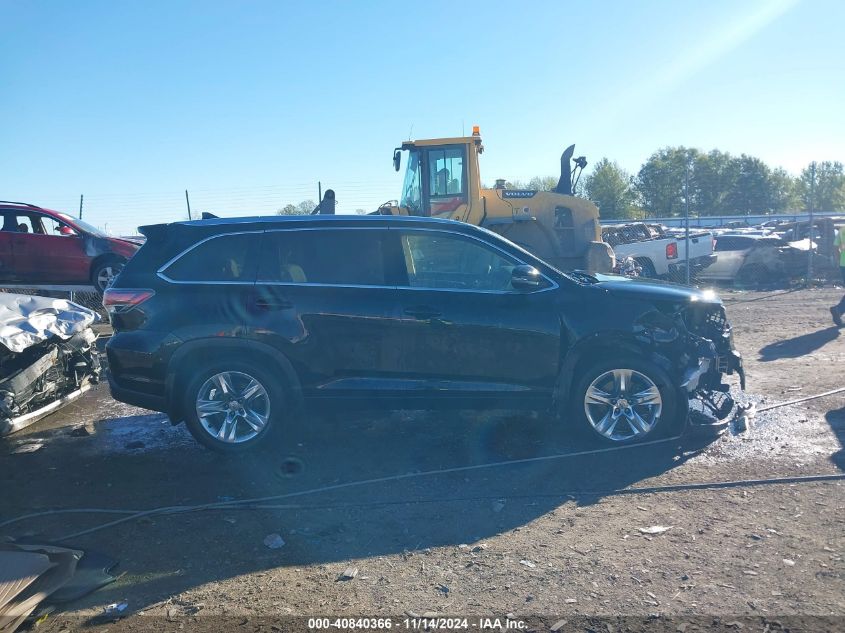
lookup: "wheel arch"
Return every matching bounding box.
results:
[165,338,304,424]
[633,256,657,277]
[555,333,675,413]
[89,253,126,281]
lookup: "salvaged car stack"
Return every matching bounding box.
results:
[0,293,101,436]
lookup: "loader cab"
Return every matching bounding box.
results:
[395,134,482,220]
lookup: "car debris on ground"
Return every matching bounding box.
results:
[337,566,359,581]
[0,293,100,437]
[0,541,117,632]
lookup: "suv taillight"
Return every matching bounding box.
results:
[666,242,678,259]
[102,289,155,314]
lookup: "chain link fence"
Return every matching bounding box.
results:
[0,287,105,316]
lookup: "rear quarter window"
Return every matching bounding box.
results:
[162,232,260,282]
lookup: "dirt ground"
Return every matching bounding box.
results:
[2,288,844,631]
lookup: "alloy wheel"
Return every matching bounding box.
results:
[583,368,663,442]
[195,371,271,444]
[96,264,123,291]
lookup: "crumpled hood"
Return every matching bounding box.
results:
[591,273,721,305]
[0,294,99,354]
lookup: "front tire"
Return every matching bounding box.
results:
[183,360,286,453]
[572,355,679,444]
[92,258,125,293]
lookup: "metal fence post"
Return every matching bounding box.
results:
[807,162,816,285]
[684,161,691,285]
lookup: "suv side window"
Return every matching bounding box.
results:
[163,233,259,282]
[399,232,518,291]
[258,229,387,286]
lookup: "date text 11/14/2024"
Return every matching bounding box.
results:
[307,617,528,630]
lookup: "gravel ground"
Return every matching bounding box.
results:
[1,288,843,631]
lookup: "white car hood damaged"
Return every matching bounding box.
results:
[0,293,99,354]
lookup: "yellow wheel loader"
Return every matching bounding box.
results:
[374,127,614,273]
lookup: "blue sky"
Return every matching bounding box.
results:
[1,0,842,234]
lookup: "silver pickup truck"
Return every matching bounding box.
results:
[602,223,716,279]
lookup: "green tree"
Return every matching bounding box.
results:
[526,175,558,191]
[723,154,772,214]
[798,161,845,212]
[491,176,557,191]
[768,167,799,211]
[692,149,738,215]
[583,158,636,219]
[499,179,526,190]
[277,200,316,215]
[635,147,699,217]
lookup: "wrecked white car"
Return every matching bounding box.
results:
[0,294,100,435]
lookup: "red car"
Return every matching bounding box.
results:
[0,201,141,293]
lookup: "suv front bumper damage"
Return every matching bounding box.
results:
[678,303,745,424]
[681,334,745,394]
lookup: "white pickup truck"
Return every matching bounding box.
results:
[602,223,716,279]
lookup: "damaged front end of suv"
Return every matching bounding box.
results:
[632,287,745,424]
[0,294,101,436]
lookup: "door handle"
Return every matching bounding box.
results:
[404,306,442,320]
[253,297,293,311]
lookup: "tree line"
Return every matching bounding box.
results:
[277,200,368,215]
[276,147,844,220]
[576,148,844,219]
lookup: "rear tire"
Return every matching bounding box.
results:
[571,355,680,444]
[635,258,657,279]
[183,359,287,454]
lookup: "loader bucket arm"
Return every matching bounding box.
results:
[553,145,576,195]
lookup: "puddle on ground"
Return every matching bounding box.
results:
[5,383,840,469]
[4,392,196,457]
[691,388,838,466]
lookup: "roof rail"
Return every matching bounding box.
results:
[0,201,42,209]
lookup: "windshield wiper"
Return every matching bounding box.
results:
[565,270,599,284]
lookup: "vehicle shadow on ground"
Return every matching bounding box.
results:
[1,407,721,618]
[824,406,845,472]
[757,326,840,361]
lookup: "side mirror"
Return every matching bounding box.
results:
[393,149,402,172]
[511,265,543,290]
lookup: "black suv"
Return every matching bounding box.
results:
[105,215,744,453]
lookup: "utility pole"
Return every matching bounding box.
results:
[318,181,322,207]
[807,161,816,285]
[79,194,84,219]
[684,160,691,285]
[185,189,193,221]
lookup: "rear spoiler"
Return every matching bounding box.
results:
[138,224,166,240]
[139,211,221,239]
